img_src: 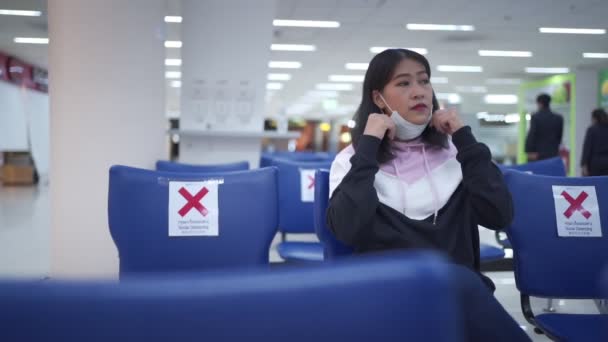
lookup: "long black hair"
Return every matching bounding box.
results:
[350,48,448,164]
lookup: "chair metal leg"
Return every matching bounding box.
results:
[543,299,556,313]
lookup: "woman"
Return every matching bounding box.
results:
[581,108,608,176]
[327,48,528,341]
[328,48,512,283]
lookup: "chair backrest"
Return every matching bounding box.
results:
[314,170,354,259]
[273,158,333,234]
[499,156,566,176]
[259,151,333,168]
[504,170,608,298]
[0,251,461,342]
[108,166,278,277]
[155,160,249,173]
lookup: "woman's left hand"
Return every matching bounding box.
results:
[431,108,464,135]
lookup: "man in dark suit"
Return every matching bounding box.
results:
[525,93,564,161]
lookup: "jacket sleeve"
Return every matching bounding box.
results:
[558,115,564,146]
[453,126,513,230]
[581,127,593,167]
[327,135,381,246]
[525,115,537,153]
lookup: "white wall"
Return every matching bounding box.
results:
[178,0,276,167]
[0,81,50,177]
[0,82,30,151]
[26,90,50,178]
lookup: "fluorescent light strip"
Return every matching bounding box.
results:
[479,50,532,57]
[345,63,368,70]
[13,37,48,44]
[455,86,487,93]
[268,61,302,69]
[267,83,284,90]
[165,71,181,79]
[328,75,364,82]
[430,77,448,84]
[525,67,569,74]
[0,9,41,16]
[165,59,182,66]
[164,16,182,23]
[170,81,181,88]
[539,27,605,35]
[484,94,518,104]
[406,24,474,31]
[583,52,608,59]
[369,47,428,54]
[437,65,482,72]
[504,114,520,123]
[307,90,339,98]
[165,41,182,48]
[273,19,340,28]
[436,93,462,104]
[268,73,291,81]
[271,44,316,51]
[486,78,521,85]
[316,83,353,91]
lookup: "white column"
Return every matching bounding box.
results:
[178,0,276,167]
[574,68,599,176]
[48,0,166,278]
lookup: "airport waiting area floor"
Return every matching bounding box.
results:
[0,183,601,341]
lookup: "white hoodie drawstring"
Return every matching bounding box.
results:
[393,144,441,225]
[422,145,441,225]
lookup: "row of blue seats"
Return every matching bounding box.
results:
[0,155,606,340]
[157,153,335,263]
[149,156,605,340]
[0,251,463,341]
[156,154,566,264]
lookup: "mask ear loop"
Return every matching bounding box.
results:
[377,93,394,114]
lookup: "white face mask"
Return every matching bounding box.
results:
[378,94,432,140]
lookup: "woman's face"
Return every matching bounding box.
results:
[374,58,433,125]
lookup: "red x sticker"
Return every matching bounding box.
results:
[178,187,209,217]
[307,175,315,189]
[561,190,591,219]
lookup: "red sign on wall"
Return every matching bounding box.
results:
[0,51,48,93]
[8,57,35,89]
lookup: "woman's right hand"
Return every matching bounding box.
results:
[363,113,396,140]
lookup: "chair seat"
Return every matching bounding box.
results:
[479,244,505,262]
[277,241,324,262]
[535,313,608,342]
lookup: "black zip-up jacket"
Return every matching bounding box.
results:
[327,127,513,287]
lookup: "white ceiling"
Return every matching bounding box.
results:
[1,0,608,120]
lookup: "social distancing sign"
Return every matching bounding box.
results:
[300,169,316,202]
[552,186,602,237]
[169,181,219,237]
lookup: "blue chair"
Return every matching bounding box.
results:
[500,156,566,176]
[0,251,461,342]
[155,160,249,172]
[314,169,354,259]
[504,170,608,341]
[479,244,506,262]
[272,158,333,262]
[496,157,567,249]
[259,151,334,168]
[108,166,278,278]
